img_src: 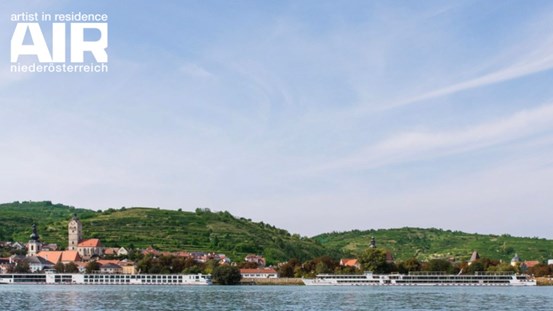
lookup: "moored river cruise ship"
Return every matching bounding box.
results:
[303,272,536,286]
[0,273,212,285]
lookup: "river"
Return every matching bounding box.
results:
[1,285,551,310]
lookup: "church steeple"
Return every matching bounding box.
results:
[27,224,42,256]
[68,214,83,251]
[370,236,376,248]
[30,223,40,241]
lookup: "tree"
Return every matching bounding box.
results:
[423,259,453,273]
[171,257,186,273]
[15,262,30,273]
[238,262,258,269]
[137,255,154,273]
[487,262,517,273]
[65,262,79,273]
[85,261,100,274]
[212,265,242,285]
[465,261,485,274]
[529,264,551,277]
[54,262,65,273]
[203,259,219,274]
[278,263,294,278]
[398,258,421,274]
[358,248,390,273]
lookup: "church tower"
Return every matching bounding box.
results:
[68,214,83,251]
[27,224,42,256]
[369,236,376,248]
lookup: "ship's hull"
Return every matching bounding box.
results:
[303,273,536,286]
[0,273,211,285]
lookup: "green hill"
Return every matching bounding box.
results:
[2,201,552,264]
[314,227,553,262]
[0,201,334,263]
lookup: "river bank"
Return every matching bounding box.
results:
[536,277,553,286]
[240,278,304,285]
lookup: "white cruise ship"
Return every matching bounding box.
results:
[303,272,536,286]
[0,273,212,285]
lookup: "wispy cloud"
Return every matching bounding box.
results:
[382,38,553,110]
[318,103,553,172]
[179,62,214,79]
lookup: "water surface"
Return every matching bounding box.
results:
[1,285,551,311]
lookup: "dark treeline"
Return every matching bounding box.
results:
[277,249,553,278]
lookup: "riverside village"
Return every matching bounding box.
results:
[0,214,552,285]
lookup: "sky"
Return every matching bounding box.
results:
[1,1,553,238]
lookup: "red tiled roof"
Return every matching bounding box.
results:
[340,258,359,267]
[37,251,81,263]
[524,261,541,268]
[240,268,277,274]
[173,251,190,257]
[103,247,119,255]
[142,246,160,255]
[96,259,120,266]
[78,239,102,247]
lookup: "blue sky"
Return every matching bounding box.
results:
[2,1,553,237]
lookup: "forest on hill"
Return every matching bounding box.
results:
[0,201,335,263]
[1,201,552,263]
[314,228,553,262]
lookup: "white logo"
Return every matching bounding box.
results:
[9,12,109,73]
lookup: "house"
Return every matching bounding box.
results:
[75,261,88,273]
[0,258,11,273]
[96,259,121,266]
[244,254,266,267]
[100,263,123,274]
[0,263,11,274]
[142,246,160,257]
[190,252,208,262]
[95,259,136,274]
[119,261,137,275]
[103,247,120,256]
[240,268,278,279]
[25,256,55,272]
[523,261,541,269]
[548,259,553,265]
[11,242,25,251]
[511,254,521,267]
[340,258,360,269]
[77,239,104,260]
[218,254,231,265]
[173,251,190,258]
[117,247,129,256]
[41,243,58,251]
[37,250,81,264]
[9,254,26,264]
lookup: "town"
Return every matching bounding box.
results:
[1,214,552,285]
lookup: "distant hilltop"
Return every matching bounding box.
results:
[1,201,552,263]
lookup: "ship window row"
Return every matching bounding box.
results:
[11,275,47,282]
[336,280,380,283]
[395,280,510,284]
[401,276,512,280]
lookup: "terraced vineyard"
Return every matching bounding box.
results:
[0,201,334,263]
[314,228,553,262]
[2,201,552,263]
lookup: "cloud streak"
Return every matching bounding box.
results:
[383,38,553,110]
[318,103,553,172]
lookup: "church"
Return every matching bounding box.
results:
[26,214,104,261]
[67,214,104,260]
